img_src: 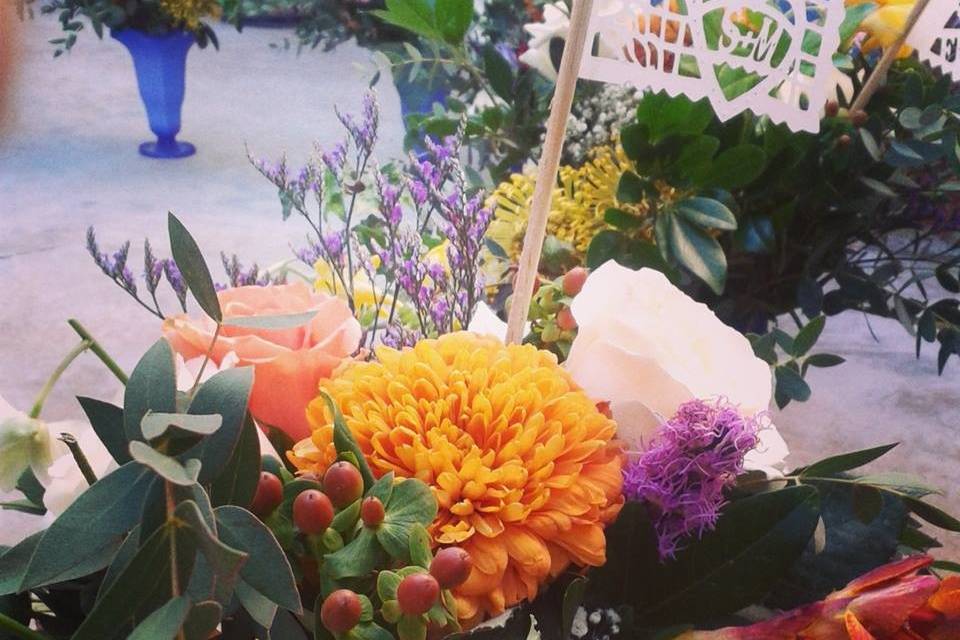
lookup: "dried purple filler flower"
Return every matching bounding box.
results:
[622,398,760,560]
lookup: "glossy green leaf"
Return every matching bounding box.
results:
[592,487,820,625]
[168,212,222,322]
[215,505,302,613]
[701,145,767,189]
[635,93,713,143]
[372,0,440,41]
[800,443,898,478]
[616,171,650,204]
[667,215,727,294]
[22,462,154,590]
[674,197,737,230]
[77,396,131,464]
[804,353,845,368]
[128,596,191,640]
[124,339,177,443]
[793,316,826,357]
[483,45,514,101]
[435,0,472,44]
[774,365,811,406]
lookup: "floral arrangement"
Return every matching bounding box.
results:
[20,0,232,54]
[2,92,960,640]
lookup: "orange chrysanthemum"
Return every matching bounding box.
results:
[289,332,624,623]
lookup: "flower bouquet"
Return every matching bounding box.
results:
[2,94,960,640]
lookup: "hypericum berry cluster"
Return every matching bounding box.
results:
[251,453,471,640]
[525,267,588,358]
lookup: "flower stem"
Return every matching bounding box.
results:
[188,322,222,398]
[29,339,92,419]
[58,433,98,486]
[0,612,49,640]
[67,319,129,385]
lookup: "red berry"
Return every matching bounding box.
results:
[562,267,588,296]
[293,489,335,534]
[320,589,362,633]
[430,547,473,589]
[397,573,440,616]
[361,496,385,527]
[323,461,364,509]
[250,472,283,517]
[557,307,577,331]
[824,100,839,118]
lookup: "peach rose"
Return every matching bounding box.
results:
[162,282,361,440]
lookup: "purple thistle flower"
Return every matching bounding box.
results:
[622,398,760,560]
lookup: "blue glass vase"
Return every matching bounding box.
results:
[112,29,196,158]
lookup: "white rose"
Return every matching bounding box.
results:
[0,394,57,491]
[564,262,788,473]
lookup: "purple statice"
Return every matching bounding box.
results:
[622,398,760,560]
[164,259,188,312]
[381,324,422,349]
[219,253,286,289]
[143,239,163,296]
[335,91,379,157]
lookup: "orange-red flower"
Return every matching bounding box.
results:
[163,282,361,440]
[290,332,624,623]
[680,555,960,639]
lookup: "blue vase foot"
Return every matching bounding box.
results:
[139,140,195,158]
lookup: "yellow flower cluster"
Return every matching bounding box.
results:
[159,0,221,30]
[846,0,916,58]
[487,145,651,261]
[290,332,623,624]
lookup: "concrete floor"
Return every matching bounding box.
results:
[1,18,958,560]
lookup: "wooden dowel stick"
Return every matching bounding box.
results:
[850,0,932,112]
[505,0,595,344]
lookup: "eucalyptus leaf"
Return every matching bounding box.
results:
[77,396,131,464]
[222,310,319,331]
[215,505,302,613]
[236,578,277,629]
[185,367,254,484]
[124,339,177,443]
[128,596,191,640]
[142,412,222,440]
[168,212,222,322]
[22,462,154,590]
[209,414,261,509]
[130,441,200,486]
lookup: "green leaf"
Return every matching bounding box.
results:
[209,414,261,509]
[592,487,820,625]
[793,316,825,357]
[774,366,811,406]
[168,212,222,322]
[408,523,434,568]
[674,197,737,230]
[616,171,650,204]
[22,462,153,590]
[77,396,131,464]
[142,412,222,440]
[855,472,941,498]
[839,2,875,41]
[128,596,191,640]
[215,505,302,613]
[435,0,472,44]
[124,339,177,443]
[701,145,766,189]
[323,393,376,491]
[183,601,223,640]
[175,499,248,589]
[604,207,645,230]
[804,353,845,368]
[851,484,883,524]
[222,310,319,331]
[483,45,514,101]
[800,443,898,478]
[635,93,713,143]
[73,519,197,640]
[377,570,403,601]
[186,367,255,484]
[902,497,960,532]
[667,215,727,294]
[98,528,141,599]
[325,526,384,579]
[130,442,200,486]
[237,578,277,628]
[859,128,882,161]
[562,577,587,639]
[0,533,40,595]
[372,0,440,40]
[377,479,438,561]
[586,230,629,269]
[733,215,775,254]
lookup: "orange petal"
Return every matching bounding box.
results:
[844,611,877,639]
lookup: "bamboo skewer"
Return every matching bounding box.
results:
[505,0,595,344]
